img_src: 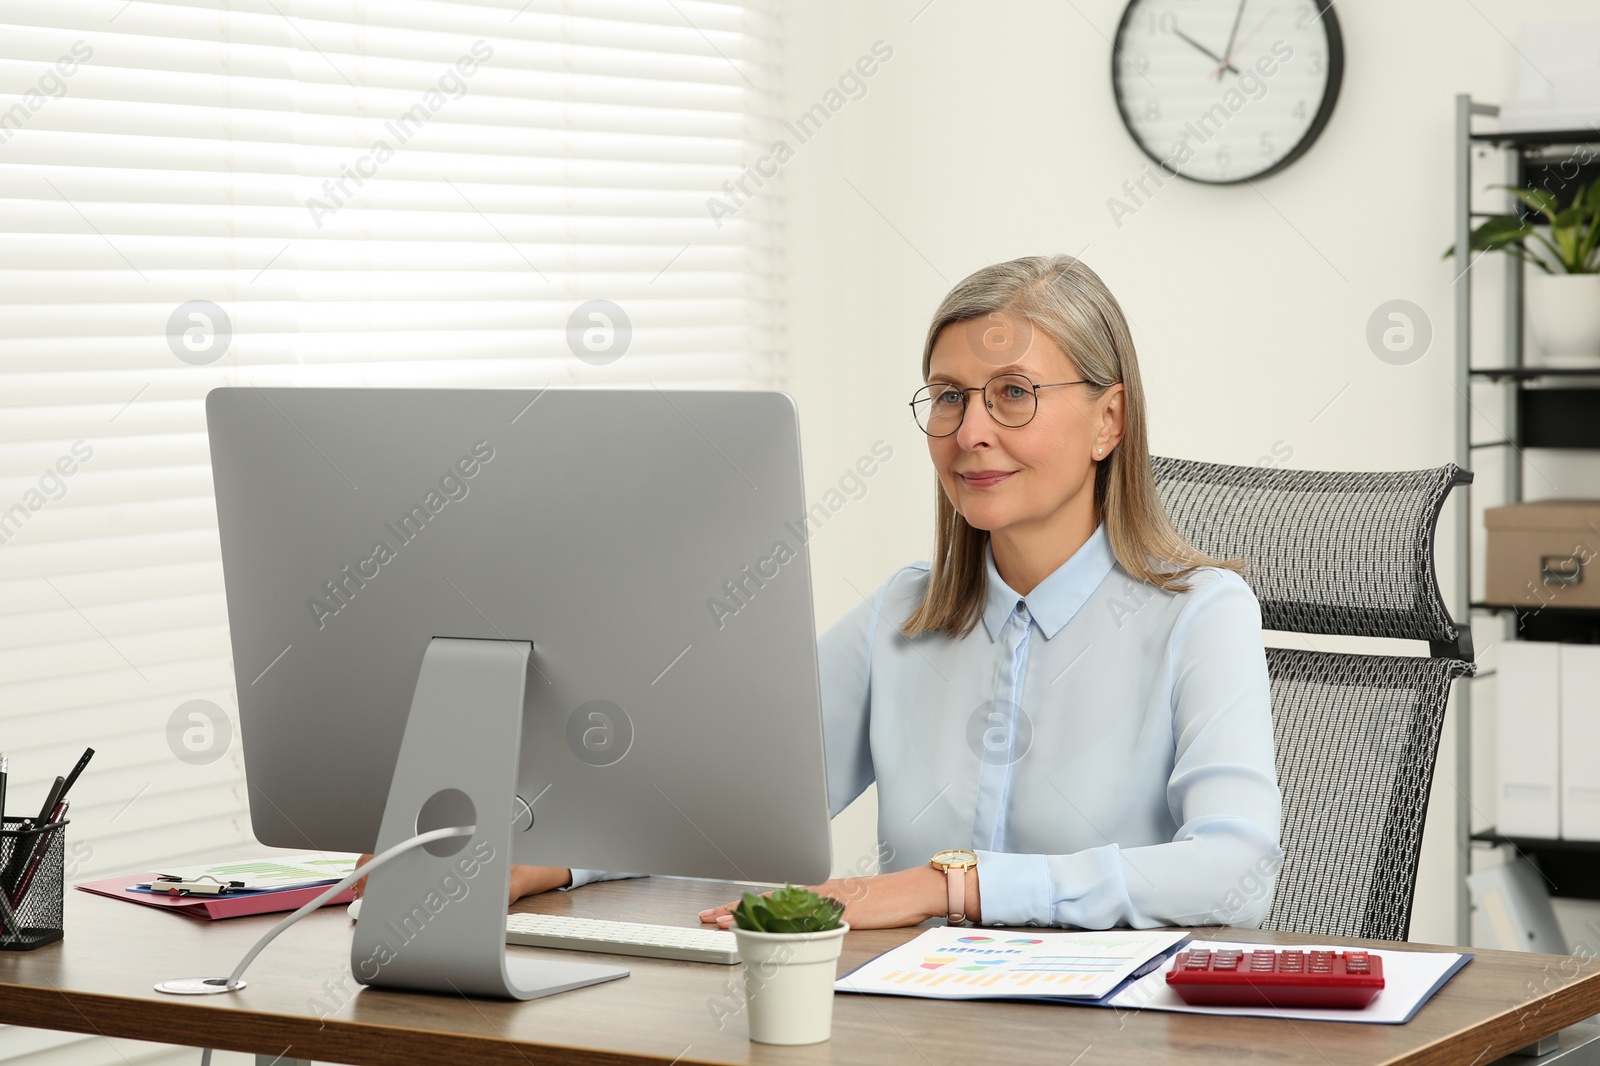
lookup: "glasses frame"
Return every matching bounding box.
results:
[909,373,1092,437]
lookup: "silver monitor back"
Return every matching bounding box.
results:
[207,386,832,886]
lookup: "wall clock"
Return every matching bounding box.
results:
[1111,0,1343,184]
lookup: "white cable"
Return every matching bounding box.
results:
[222,824,475,990]
[187,824,475,1065]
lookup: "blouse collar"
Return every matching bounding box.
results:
[980,522,1117,641]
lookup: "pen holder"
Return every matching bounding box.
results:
[0,817,67,950]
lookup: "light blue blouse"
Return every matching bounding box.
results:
[573,522,1283,929]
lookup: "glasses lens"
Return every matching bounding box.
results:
[913,384,966,435]
[985,375,1036,427]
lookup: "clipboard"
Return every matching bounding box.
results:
[75,873,354,920]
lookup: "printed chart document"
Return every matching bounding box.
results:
[836,927,1187,1000]
[154,853,359,892]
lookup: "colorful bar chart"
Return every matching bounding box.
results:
[836,926,1187,1001]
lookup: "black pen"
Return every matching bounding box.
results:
[0,871,17,938]
[10,800,66,909]
[57,748,94,804]
[0,753,7,824]
[33,776,64,830]
[0,772,54,898]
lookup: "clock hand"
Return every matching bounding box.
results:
[1216,0,1247,80]
[1173,28,1242,74]
[1209,5,1276,80]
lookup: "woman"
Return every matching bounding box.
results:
[699,254,1282,930]
[383,255,1283,930]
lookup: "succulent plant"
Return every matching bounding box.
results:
[731,884,845,934]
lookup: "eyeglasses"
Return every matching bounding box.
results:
[909,373,1091,437]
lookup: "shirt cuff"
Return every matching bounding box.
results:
[560,870,648,892]
[973,850,1051,926]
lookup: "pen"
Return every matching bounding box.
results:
[0,870,18,939]
[10,800,67,909]
[0,756,9,915]
[58,748,93,804]
[33,776,64,830]
[0,775,58,898]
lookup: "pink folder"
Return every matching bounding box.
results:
[76,872,354,920]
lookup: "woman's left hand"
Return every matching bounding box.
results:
[353,856,569,905]
[697,865,979,930]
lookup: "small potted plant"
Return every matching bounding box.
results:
[729,885,848,1045]
[1450,178,1600,366]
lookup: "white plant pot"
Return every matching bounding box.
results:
[730,923,848,1045]
[1527,273,1600,367]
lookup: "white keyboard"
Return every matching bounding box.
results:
[504,913,740,965]
[348,900,739,965]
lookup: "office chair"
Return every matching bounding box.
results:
[1151,456,1475,941]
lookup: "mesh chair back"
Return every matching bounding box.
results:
[1151,458,1469,656]
[1264,649,1468,940]
[1152,457,1475,941]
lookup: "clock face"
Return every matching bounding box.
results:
[1111,0,1342,184]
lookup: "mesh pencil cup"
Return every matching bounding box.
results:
[0,817,67,950]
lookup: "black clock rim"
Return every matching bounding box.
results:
[1109,0,1344,186]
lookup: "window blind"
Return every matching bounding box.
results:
[0,1,780,1060]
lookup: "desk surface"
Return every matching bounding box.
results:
[0,875,1596,1066]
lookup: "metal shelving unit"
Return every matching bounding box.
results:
[1454,94,1600,946]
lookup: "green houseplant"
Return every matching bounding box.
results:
[1450,178,1600,365]
[731,885,845,934]
[728,885,849,1045]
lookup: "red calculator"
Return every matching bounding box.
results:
[1165,948,1385,1009]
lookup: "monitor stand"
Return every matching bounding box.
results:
[351,636,629,999]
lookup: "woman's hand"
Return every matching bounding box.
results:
[508,865,573,901]
[353,856,572,905]
[698,865,980,931]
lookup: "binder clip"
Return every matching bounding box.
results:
[151,876,245,896]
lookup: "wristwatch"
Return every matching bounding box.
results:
[929,849,979,925]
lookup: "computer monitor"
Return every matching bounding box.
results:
[206,386,833,999]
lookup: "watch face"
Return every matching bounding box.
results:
[932,849,977,868]
[1111,0,1342,184]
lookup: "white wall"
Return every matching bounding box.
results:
[777,0,1600,947]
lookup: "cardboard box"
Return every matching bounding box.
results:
[1485,501,1600,609]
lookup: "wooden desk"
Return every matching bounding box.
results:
[0,875,1596,1065]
